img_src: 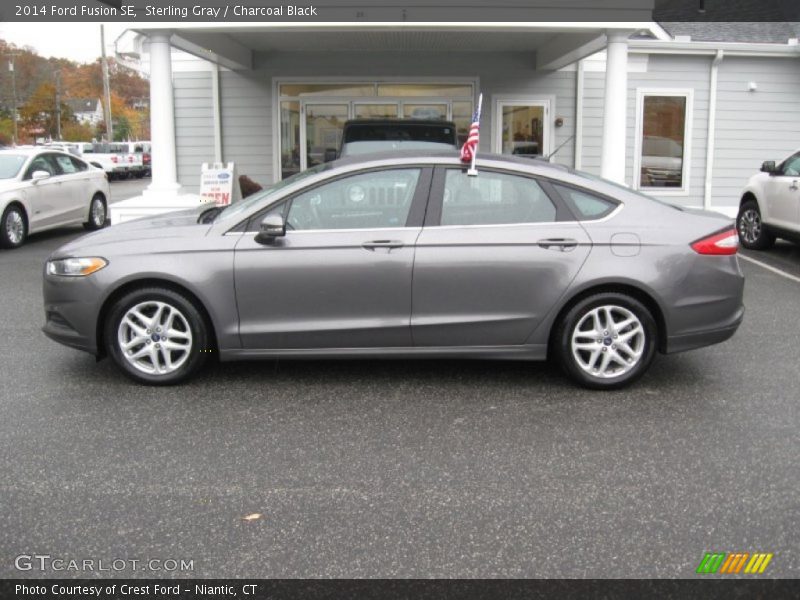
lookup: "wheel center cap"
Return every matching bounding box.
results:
[603,337,613,346]
[151,333,161,342]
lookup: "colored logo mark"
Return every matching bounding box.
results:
[696,552,773,574]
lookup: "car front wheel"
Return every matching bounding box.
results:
[555,293,657,390]
[84,194,107,230]
[1,204,28,249]
[736,199,775,250]
[105,287,210,385]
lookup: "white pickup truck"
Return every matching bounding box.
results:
[81,142,151,180]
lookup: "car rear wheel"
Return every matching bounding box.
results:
[1,204,27,249]
[555,293,657,390]
[105,287,210,385]
[84,194,107,230]
[736,199,775,250]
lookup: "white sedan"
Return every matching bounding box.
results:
[736,148,800,249]
[1,148,110,249]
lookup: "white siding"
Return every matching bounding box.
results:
[711,56,800,209]
[173,71,215,192]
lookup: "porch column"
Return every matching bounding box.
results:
[600,31,629,184]
[146,32,181,196]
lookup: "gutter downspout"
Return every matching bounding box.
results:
[574,58,584,170]
[704,50,723,210]
[211,63,223,163]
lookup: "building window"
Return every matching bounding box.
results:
[277,81,474,178]
[635,90,692,193]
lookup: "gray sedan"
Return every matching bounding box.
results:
[42,153,744,389]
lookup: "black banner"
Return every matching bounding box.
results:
[2,579,800,600]
[1,0,799,23]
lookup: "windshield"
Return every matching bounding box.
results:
[0,155,26,179]
[214,162,333,223]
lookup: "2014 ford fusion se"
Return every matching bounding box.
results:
[42,152,744,389]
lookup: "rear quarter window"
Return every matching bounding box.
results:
[553,183,618,220]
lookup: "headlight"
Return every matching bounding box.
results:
[47,257,108,277]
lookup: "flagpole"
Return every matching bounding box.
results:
[467,93,482,177]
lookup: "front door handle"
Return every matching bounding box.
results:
[362,240,404,251]
[790,180,798,191]
[537,238,578,252]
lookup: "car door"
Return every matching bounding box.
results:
[50,153,88,222]
[21,154,64,231]
[411,166,592,347]
[764,152,800,230]
[233,166,432,349]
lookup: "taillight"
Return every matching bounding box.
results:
[691,227,738,255]
[143,153,151,165]
[111,156,118,163]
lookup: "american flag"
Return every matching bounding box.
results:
[460,104,481,163]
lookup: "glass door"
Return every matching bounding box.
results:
[301,103,348,169]
[495,100,550,159]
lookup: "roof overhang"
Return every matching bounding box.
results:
[122,22,669,72]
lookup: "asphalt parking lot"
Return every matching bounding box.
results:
[1,212,798,578]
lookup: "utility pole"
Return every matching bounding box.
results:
[7,55,19,145]
[100,24,113,141]
[54,70,62,140]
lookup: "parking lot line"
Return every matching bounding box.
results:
[739,254,800,284]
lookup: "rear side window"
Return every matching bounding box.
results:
[70,157,88,172]
[54,155,77,174]
[553,184,617,220]
[440,170,556,226]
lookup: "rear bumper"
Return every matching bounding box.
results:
[664,304,744,354]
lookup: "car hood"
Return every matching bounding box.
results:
[51,206,213,258]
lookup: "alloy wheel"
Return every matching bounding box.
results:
[738,208,761,245]
[570,304,646,379]
[91,197,106,227]
[5,209,24,245]
[117,300,193,375]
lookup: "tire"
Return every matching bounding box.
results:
[84,194,107,230]
[104,287,211,385]
[1,204,28,249]
[554,293,657,390]
[736,199,775,250]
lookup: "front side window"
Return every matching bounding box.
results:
[440,170,556,226]
[782,152,800,176]
[286,168,421,231]
[69,157,88,172]
[25,155,58,179]
[637,92,691,191]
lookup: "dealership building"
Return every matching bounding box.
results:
[112,13,800,220]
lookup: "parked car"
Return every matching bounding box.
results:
[1,148,109,249]
[336,119,459,159]
[736,149,800,249]
[42,152,744,389]
[640,135,683,187]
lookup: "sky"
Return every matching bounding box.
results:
[0,23,131,63]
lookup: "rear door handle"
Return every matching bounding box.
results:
[537,238,578,251]
[791,180,798,191]
[362,240,404,251]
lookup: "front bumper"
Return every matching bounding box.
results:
[42,272,105,356]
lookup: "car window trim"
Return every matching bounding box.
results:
[547,180,622,222]
[230,165,434,234]
[424,165,574,228]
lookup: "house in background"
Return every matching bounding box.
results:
[65,98,104,126]
[110,8,800,222]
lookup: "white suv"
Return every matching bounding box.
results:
[736,149,800,249]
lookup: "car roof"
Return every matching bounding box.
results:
[328,150,568,172]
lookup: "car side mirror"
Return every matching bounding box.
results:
[255,214,286,244]
[31,170,50,182]
[761,160,778,174]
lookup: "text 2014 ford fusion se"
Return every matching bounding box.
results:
[42,152,744,389]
